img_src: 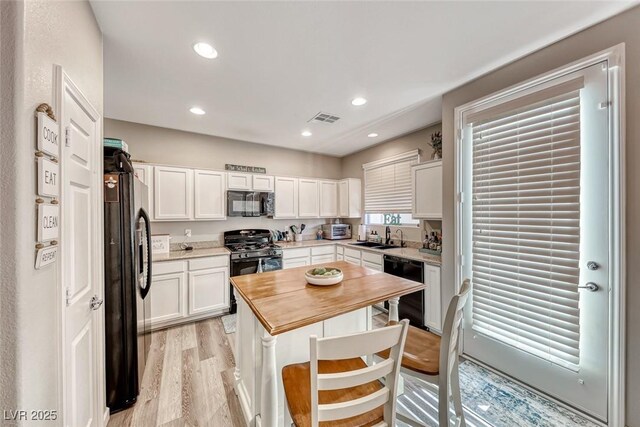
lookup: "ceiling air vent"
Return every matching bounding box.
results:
[308,112,340,124]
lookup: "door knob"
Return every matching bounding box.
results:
[578,282,599,292]
[90,295,103,310]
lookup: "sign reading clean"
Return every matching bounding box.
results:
[37,204,60,242]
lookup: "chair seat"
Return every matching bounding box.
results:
[377,323,441,376]
[282,358,385,427]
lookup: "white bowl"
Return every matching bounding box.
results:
[305,268,343,286]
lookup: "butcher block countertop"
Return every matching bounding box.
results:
[230,260,425,336]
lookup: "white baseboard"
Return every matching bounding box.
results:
[235,380,254,427]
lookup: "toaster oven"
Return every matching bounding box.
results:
[321,223,352,240]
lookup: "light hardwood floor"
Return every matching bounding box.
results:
[107,317,244,427]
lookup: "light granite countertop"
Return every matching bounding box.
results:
[153,238,441,266]
[153,246,230,262]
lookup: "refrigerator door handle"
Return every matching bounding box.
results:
[139,207,152,299]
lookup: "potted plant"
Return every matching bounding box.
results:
[429,131,442,159]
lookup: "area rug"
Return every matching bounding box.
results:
[221,313,236,334]
[398,361,599,427]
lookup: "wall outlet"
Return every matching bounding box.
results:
[184,229,192,237]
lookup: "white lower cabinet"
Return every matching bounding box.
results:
[283,258,310,269]
[311,245,335,265]
[149,271,185,324]
[424,264,442,333]
[282,247,311,269]
[150,255,230,330]
[188,267,229,315]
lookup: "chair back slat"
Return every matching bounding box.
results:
[318,358,394,390]
[318,387,390,422]
[315,323,405,360]
[440,280,471,379]
[309,320,409,427]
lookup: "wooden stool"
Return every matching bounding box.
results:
[378,280,471,427]
[282,320,409,427]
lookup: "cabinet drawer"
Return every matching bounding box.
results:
[362,260,383,272]
[283,258,310,269]
[188,256,229,271]
[311,254,335,265]
[343,248,361,260]
[344,256,361,266]
[282,247,311,259]
[153,260,186,275]
[361,251,383,265]
[311,245,334,256]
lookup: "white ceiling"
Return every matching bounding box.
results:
[91,1,636,157]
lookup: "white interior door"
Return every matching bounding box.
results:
[59,69,104,427]
[460,62,610,421]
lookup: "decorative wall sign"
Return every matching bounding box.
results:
[37,112,60,157]
[37,203,60,242]
[225,164,267,174]
[35,245,58,269]
[37,157,60,197]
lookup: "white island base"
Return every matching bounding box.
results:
[233,297,401,427]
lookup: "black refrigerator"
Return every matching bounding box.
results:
[103,148,152,412]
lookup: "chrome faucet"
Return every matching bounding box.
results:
[385,226,391,245]
[396,229,406,248]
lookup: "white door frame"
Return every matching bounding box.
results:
[53,65,107,426]
[453,44,626,427]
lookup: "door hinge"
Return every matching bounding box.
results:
[65,288,71,306]
[598,101,611,110]
[65,127,71,147]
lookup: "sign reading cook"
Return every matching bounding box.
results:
[37,112,60,157]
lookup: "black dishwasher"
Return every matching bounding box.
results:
[383,255,425,329]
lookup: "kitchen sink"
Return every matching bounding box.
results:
[349,242,398,250]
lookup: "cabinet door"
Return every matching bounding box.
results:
[154,166,193,220]
[298,179,319,218]
[194,170,226,220]
[338,180,349,217]
[344,256,361,266]
[227,172,253,190]
[412,161,443,219]
[338,178,362,218]
[424,264,442,332]
[274,177,298,219]
[188,267,229,315]
[283,258,310,270]
[133,163,154,218]
[362,260,383,271]
[319,180,338,218]
[150,272,186,325]
[252,175,274,192]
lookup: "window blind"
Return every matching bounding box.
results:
[469,81,583,370]
[363,150,420,213]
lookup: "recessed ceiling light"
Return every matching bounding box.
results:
[193,42,218,59]
[190,107,206,115]
[351,97,367,106]
[368,133,379,138]
[301,130,312,137]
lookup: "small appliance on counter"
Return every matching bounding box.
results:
[320,223,352,240]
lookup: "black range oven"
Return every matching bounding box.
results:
[224,229,283,313]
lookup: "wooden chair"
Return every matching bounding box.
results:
[282,319,410,427]
[378,279,471,427]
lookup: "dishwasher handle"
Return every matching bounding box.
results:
[384,254,422,267]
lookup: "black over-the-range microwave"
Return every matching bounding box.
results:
[227,191,275,217]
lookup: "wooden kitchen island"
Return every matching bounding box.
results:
[230,261,426,427]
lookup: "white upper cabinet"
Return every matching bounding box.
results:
[194,169,226,220]
[338,178,362,218]
[154,166,193,220]
[252,174,275,192]
[227,172,253,190]
[298,179,319,218]
[274,176,298,219]
[319,180,338,218]
[132,163,154,217]
[412,160,442,219]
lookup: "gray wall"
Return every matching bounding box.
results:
[340,124,442,243]
[0,0,103,420]
[104,118,344,241]
[440,6,640,425]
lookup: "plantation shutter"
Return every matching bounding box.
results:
[363,150,420,213]
[467,77,584,369]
